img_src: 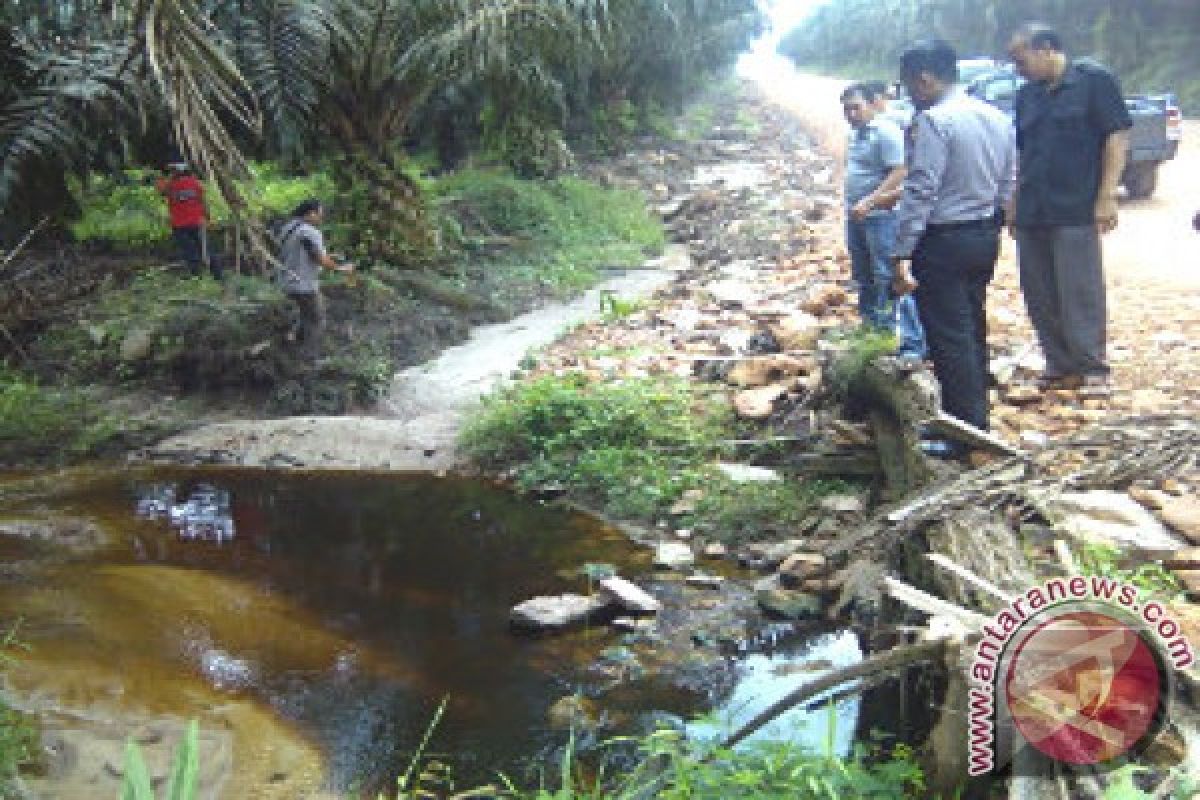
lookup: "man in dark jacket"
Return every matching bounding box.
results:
[1007,23,1133,393]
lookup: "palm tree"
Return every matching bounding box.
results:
[1,0,267,256]
[2,0,607,264]
[223,0,608,264]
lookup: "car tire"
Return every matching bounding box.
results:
[1123,163,1158,199]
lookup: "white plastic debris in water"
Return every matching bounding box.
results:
[200,648,256,691]
[136,482,236,543]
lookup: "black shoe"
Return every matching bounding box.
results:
[919,439,966,460]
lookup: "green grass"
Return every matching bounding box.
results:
[0,624,39,796]
[70,163,335,248]
[1074,542,1184,600]
[825,327,901,403]
[383,708,927,799]
[680,102,718,141]
[460,373,848,540]
[0,367,124,464]
[434,169,664,297]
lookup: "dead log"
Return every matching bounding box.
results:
[845,357,940,496]
[926,411,1021,457]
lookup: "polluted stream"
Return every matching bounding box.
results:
[0,469,929,796]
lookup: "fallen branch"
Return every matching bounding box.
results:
[882,575,990,629]
[716,637,951,751]
[0,217,49,274]
[926,411,1022,457]
[925,553,1015,606]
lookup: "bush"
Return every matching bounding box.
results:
[432,169,664,291]
[386,712,927,799]
[0,367,123,463]
[0,624,39,795]
[461,373,847,537]
[25,271,390,416]
[69,164,335,248]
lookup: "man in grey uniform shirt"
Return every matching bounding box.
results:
[841,83,925,358]
[891,40,1016,452]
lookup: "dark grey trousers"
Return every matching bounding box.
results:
[1015,226,1108,377]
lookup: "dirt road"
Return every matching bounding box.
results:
[744,59,1199,422]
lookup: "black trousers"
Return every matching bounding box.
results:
[172,226,224,281]
[911,222,1000,431]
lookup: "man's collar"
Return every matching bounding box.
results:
[1043,61,1079,91]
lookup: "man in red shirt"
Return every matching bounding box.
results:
[156,162,222,280]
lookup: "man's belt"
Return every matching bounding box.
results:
[926,212,1003,233]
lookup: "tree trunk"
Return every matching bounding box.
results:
[332,139,434,266]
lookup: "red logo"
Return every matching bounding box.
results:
[1004,610,1164,765]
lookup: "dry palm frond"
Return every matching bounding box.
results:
[141,0,272,265]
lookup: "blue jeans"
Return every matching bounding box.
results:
[846,213,926,357]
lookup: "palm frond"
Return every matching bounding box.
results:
[0,32,142,210]
[142,0,273,263]
[233,0,328,149]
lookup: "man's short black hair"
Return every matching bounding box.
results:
[860,81,890,102]
[840,82,867,104]
[292,198,323,218]
[1016,22,1065,53]
[900,39,959,83]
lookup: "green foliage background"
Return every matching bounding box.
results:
[778,0,1200,110]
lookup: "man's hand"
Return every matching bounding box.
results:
[892,258,918,296]
[1095,193,1119,234]
[850,198,874,222]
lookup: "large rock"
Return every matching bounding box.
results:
[769,312,821,351]
[742,538,804,570]
[733,384,789,420]
[1157,497,1200,545]
[818,494,866,516]
[757,588,823,621]
[510,594,611,632]
[778,553,828,588]
[547,695,600,732]
[654,541,695,570]
[704,279,758,308]
[599,576,661,615]
[1037,490,1186,551]
[727,355,813,388]
[120,328,156,362]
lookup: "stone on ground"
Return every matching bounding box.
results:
[598,576,662,615]
[510,594,611,632]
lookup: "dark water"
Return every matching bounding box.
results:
[1,468,933,795]
[1,468,655,792]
